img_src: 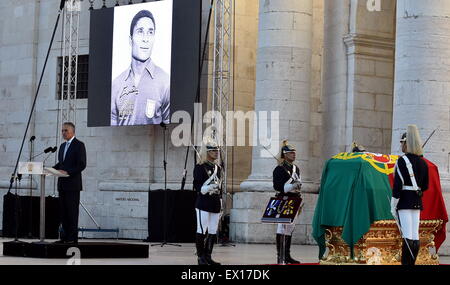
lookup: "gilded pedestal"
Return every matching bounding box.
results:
[320,220,443,265]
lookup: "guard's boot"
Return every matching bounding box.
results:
[401,238,414,265]
[411,240,420,265]
[284,235,301,264]
[276,234,284,264]
[196,233,209,265]
[205,234,221,265]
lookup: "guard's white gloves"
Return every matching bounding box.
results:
[284,183,294,193]
[390,197,399,219]
[208,184,220,195]
[201,184,219,195]
[201,185,211,195]
[284,182,302,193]
[292,181,302,192]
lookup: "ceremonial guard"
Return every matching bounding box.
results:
[193,138,223,265]
[351,141,366,153]
[391,125,429,265]
[272,140,302,264]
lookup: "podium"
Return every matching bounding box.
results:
[17,162,68,243]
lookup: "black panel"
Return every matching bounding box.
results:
[87,7,114,127]
[147,190,197,243]
[2,192,60,239]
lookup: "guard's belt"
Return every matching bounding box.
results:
[396,155,420,191]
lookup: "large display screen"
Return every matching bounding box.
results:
[88,0,201,127]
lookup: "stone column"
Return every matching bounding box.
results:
[322,0,396,158]
[240,0,313,191]
[392,0,450,254]
[392,0,450,178]
[234,0,314,243]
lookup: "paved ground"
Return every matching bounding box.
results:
[0,238,449,265]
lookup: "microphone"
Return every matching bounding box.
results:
[31,146,57,159]
[60,0,67,10]
[43,146,58,165]
[44,147,53,154]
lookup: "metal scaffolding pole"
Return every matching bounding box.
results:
[58,0,80,135]
[212,0,233,213]
[54,0,81,193]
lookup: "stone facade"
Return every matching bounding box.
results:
[0,0,199,240]
[0,0,449,256]
[235,0,450,257]
[392,0,450,254]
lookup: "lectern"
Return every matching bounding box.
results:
[18,162,68,243]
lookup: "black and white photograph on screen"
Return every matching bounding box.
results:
[111,0,173,126]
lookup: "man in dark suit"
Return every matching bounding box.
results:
[53,122,86,244]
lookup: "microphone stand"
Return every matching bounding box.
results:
[151,123,181,248]
[5,2,65,244]
[13,174,24,242]
[6,3,65,203]
[218,148,235,247]
[28,137,35,238]
[12,148,56,241]
[42,150,57,166]
[180,0,214,191]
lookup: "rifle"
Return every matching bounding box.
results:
[422,127,439,148]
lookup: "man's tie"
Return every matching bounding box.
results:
[63,141,71,161]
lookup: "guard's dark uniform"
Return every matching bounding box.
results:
[393,153,429,210]
[392,152,429,265]
[272,160,302,264]
[273,162,302,198]
[194,162,222,213]
[193,160,222,266]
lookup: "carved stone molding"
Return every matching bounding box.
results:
[344,33,395,59]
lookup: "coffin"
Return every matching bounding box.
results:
[312,152,448,265]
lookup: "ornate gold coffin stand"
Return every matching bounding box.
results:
[320,220,443,265]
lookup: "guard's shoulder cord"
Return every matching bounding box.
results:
[284,164,302,186]
[202,164,219,187]
[396,155,420,191]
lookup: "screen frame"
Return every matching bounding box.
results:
[87,0,201,128]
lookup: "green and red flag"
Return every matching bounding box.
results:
[421,158,448,250]
[312,152,448,259]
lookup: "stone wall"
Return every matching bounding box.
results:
[227,0,259,191]
[392,0,450,254]
[0,0,42,231]
[234,0,322,244]
[0,0,262,240]
[1,0,449,254]
[345,0,396,155]
[0,0,197,239]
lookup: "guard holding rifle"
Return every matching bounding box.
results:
[272,140,302,264]
[391,125,429,265]
[193,138,222,266]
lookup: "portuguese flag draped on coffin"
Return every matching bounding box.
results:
[312,152,448,259]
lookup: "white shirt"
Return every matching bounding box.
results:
[63,136,75,161]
